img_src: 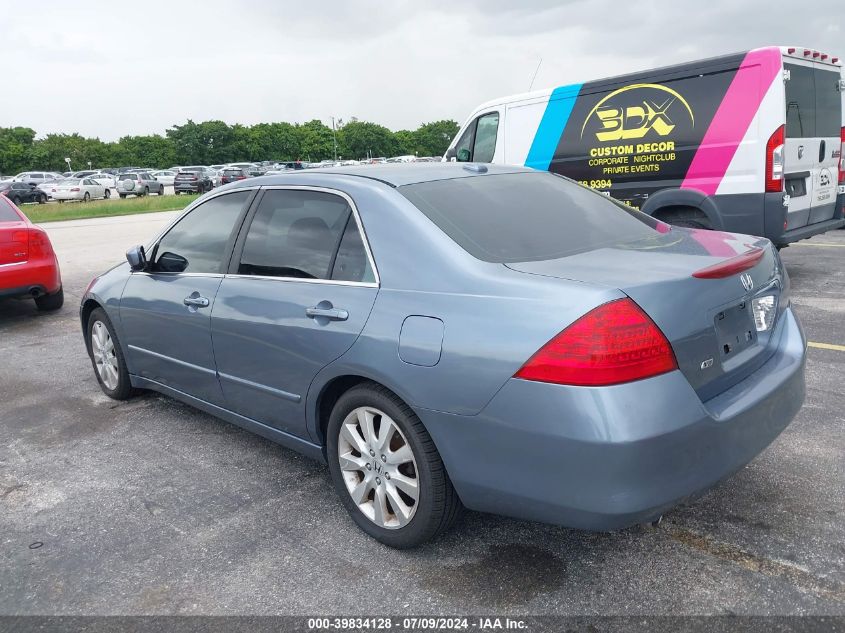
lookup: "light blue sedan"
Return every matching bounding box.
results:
[80,163,806,548]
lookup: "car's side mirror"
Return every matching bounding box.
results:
[456,148,471,162]
[126,245,147,271]
[156,251,188,273]
[444,147,457,161]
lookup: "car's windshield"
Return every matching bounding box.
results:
[399,172,661,263]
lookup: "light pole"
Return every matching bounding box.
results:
[64,157,71,173]
[331,117,337,162]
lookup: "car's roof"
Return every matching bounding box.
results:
[245,162,533,188]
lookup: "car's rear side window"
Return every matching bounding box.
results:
[399,172,659,263]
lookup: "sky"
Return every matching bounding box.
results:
[0,0,841,141]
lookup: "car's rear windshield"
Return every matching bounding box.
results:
[121,174,138,180]
[0,198,20,221]
[399,172,660,263]
[180,167,203,173]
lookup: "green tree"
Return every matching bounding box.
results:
[298,119,335,162]
[413,120,459,157]
[337,121,397,160]
[0,127,37,174]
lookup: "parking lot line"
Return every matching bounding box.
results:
[808,341,845,352]
[789,242,845,248]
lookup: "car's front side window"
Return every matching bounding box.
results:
[152,191,251,274]
[236,189,370,281]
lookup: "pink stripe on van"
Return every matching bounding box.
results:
[681,47,781,196]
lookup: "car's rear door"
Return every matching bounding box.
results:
[210,187,379,439]
[119,189,255,404]
[784,59,842,228]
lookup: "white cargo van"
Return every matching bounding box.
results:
[445,46,844,245]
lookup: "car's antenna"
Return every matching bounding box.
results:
[528,57,543,91]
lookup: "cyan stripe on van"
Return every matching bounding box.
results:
[524,83,583,171]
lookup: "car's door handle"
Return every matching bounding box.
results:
[306,306,349,321]
[183,295,210,308]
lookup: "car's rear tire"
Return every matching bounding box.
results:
[35,286,63,311]
[86,307,134,400]
[83,192,90,203]
[38,194,47,204]
[104,189,111,199]
[158,185,164,195]
[10,196,20,205]
[119,194,126,199]
[326,383,461,548]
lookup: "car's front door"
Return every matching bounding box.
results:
[211,187,379,438]
[119,190,254,404]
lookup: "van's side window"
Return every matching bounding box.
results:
[473,112,499,163]
[455,112,499,163]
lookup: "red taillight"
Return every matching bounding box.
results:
[514,298,677,387]
[839,127,845,185]
[28,227,52,258]
[70,187,80,192]
[692,247,765,279]
[765,125,785,193]
[237,175,246,180]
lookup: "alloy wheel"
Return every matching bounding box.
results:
[337,406,419,529]
[91,321,119,390]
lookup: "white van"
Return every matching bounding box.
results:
[445,46,844,245]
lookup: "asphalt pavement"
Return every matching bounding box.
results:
[0,212,843,615]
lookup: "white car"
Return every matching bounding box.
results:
[51,178,109,202]
[88,172,116,188]
[151,170,177,186]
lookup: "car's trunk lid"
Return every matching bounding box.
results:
[506,228,786,400]
[0,220,29,265]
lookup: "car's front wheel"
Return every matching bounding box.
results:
[326,383,461,548]
[87,307,134,400]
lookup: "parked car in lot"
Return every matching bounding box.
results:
[219,167,249,184]
[80,163,806,548]
[51,178,109,202]
[117,172,164,198]
[174,167,214,194]
[37,176,65,199]
[1,181,48,205]
[13,172,62,186]
[1,195,63,310]
[151,170,177,186]
[89,172,116,189]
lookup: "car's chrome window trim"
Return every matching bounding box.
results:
[130,271,225,278]
[222,273,378,288]
[234,185,381,287]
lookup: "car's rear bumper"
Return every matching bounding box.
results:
[174,183,203,192]
[419,306,806,530]
[0,260,62,299]
[51,192,84,200]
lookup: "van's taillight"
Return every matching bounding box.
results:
[839,127,845,185]
[513,298,677,387]
[765,125,785,193]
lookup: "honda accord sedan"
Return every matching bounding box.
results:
[80,164,806,548]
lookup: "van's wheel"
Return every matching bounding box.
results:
[326,383,461,548]
[86,307,135,400]
[35,286,63,311]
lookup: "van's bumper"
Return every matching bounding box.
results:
[419,307,806,530]
[776,218,845,245]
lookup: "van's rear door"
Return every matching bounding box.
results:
[783,58,843,229]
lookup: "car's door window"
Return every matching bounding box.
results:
[453,122,476,162]
[472,112,499,163]
[152,191,250,274]
[83,179,94,186]
[237,189,355,280]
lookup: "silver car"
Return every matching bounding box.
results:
[116,172,164,198]
[80,164,806,548]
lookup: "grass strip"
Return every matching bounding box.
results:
[21,194,198,223]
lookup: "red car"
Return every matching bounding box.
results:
[0,195,63,311]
